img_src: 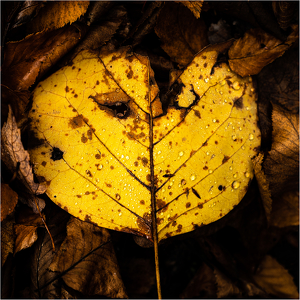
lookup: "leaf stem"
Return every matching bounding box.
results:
[147,59,162,299]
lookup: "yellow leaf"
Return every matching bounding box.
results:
[28,47,260,242]
[254,255,299,298]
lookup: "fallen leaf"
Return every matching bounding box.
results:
[1,215,15,267]
[2,25,85,91]
[155,2,208,67]
[85,1,114,26]
[264,103,299,197]
[49,217,127,298]
[228,26,299,77]
[14,207,45,254]
[252,153,272,222]
[27,1,90,33]
[175,1,203,19]
[1,183,18,222]
[253,255,299,298]
[28,47,260,243]
[30,204,70,298]
[270,190,299,228]
[70,5,127,59]
[1,106,47,196]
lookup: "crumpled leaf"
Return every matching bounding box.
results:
[270,190,299,228]
[49,217,127,298]
[1,215,15,267]
[264,103,299,197]
[28,47,260,242]
[27,1,90,33]
[253,255,299,298]
[1,183,18,222]
[252,153,272,222]
[155,2,208,67]
[228,25,299,77]
[14,207,44,254]
[2,107,47,197]
[2,25,85,91]
[175,1,203,19]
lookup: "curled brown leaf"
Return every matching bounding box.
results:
[1,106,47,195]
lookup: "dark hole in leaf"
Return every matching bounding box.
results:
[51,147,64,161]
[218,185,223,191]
[112,102,129,119]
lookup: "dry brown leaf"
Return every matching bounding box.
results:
[14,207,45,254]
[70,5,127,59]
[252,153,272,222]
[270,190,299,228]
[1,215,15,267]
[228,25,299,77]
[2,25,85,91]
[27,1,90,33]
[1,106,47,196]
[30,205,70,298]
[176,1,203,19]
[180,262,217,298]
[254,255,299,298]
[264,103,299,197]
[1,184,18,222]
[155,2,208,66]
[49,217,127,298]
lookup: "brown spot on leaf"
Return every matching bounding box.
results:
[176,224,182,233]
[156,199,166,210]
[198,203,203,209]
[146,174,151,182]
[141,157,148,166]
[222,155,230,164]
[65,86,69,92]
[81,134,88,143]
[194,110,201,118]
[140,200,145,205]
[233,97,244,109]
[186,202,191,208]
[95,154,101,159]
[41,161,47,167]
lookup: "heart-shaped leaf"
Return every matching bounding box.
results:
[28,47,260,243]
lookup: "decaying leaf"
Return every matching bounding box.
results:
[26,1,90,33]
[253,255,299,298]
[1,183,18,222]
[49,217,127,298]
[2,107,47,196]
[228,26,299,77]
[14,207,45,254]
[264,103,299,197]
[28,46,260,243]
[155,2,208,67]
[2,25,84,91]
